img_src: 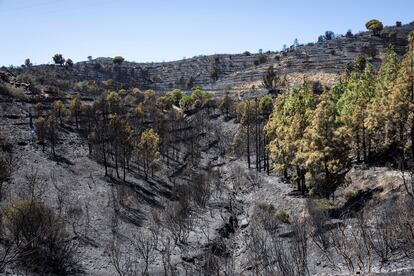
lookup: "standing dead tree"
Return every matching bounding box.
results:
[246,216,308,276]
[156,235,175,276]
[0,133,13,202]
[109,237,140,276]
[134,229,159,275]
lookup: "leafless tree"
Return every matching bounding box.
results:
[290,220,309,276]
[223,241,237,276]
[199,216,212,243]
[199,249,221,275]
[50,171,69,216]
[66,202,83,237]
[401,166,414,199]
[20,167,46,200]
[251,202,279,233]
[246,170,263,189]
[162,199,193,245]
[395,198,414,257]
[109,238,139,276]
[0,239,19,273]
[157,235,175,276]
[0,136,13,202]
[190,172,211,208]
[246,224,272,275]
[326,215,372,274]
[246,219,308,276]
[366,209,400,264]
[306,199,331,253]
[134,228,159,275]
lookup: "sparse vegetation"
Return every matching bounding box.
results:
[262,65,284,94]
[75,80,100,94]
[0,133,13,201]
[2,200,79,275]
[209,66,219,81]
[318,31,335,42]
[253,53,267,66]
[0,82,27,100]
[276,210,290,223]
[361,43,378,59]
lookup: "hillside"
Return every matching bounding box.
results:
[2,19,414,276]
[11,21,414,94]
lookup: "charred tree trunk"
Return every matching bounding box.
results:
[411,120,414,161]
[296,165,301,191]
[247,123,251,169]
[362,124,367,163]
[356,128,361,163]
[255,99,259,171]
[102,139,108,176]
[75,111,79,130]
[114,145,120,179]
[123,158,126,183]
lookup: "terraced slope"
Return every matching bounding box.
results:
[13,22,414,93]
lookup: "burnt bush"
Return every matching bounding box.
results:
[162,198,193,245]
[312,81,324,94]
[361,43,378,59]
[254,54,267,66]
[247,219,308,276]
[190,173,211,208]
[0,134,13,201]
[2,200,80,275]
[251,202,283,232]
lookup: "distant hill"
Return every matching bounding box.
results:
[12,21,414,93]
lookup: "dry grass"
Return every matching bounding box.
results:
[342,168,404,202]
[233,71,339,90]
[0,82,28,100]
[253,201,290,227]
[312,198,336,211]
[343,186,357,200]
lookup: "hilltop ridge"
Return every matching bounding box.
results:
[12,21,414,94]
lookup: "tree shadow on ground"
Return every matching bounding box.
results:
[329,187,383,219]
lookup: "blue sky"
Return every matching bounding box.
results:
[0,0,413,66]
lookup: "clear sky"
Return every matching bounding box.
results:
[0,0,413,66]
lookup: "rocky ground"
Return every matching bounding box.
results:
[3,95,414,275]
[0,92,323,275]
[0,97,301,275]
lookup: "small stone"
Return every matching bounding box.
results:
[240,218,249,229]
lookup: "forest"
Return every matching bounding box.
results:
[1,16,414,276]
